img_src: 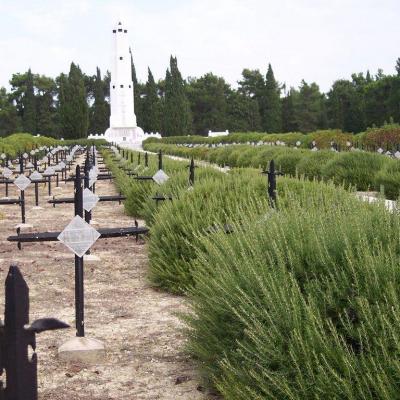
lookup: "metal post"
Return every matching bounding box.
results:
[33,157,39,207]
[137,152,141,165]
[5,156,9,197]
[74,165,85,337]
[20,191,26,224]
[145,152,148,168]
[19,156,26,224]
[83,159,91,225]
[268,160,277,207]
[130,152,133,164]
[189,157,195,186]
[158,150,163,170]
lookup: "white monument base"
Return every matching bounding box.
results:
[105,126,145,149]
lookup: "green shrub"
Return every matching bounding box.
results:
[374,158,400,200]
[322,151,387,191]
[148,171,268,293]
[185,194,400,398]
[296,150,338,179]
[275,150,305,176]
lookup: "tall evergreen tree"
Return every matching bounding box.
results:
[59,63,89,139]
[130,50,143,127]
[142,68,162,133]
[295,80,324,133]
[35,75,56,136]
[226,91,261,132]
[327,79,365,133]
[164,56,192,136]
[396,58,400,76]
[0,87,20,137]
[187,73,229,134]
[57,73,68,138]
[281,88,298,132]
[22,69,36,134]
[261,64,281,132]
[89,67,108,135]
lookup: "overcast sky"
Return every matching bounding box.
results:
[0,0,399,93]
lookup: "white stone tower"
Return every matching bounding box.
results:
[105,21,144,146]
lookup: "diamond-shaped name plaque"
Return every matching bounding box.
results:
[83,188,100,212]
[1,153,6,159]
[57,215,100,257]
[2,167,13,179]
[30,170,43,181]
[23,153,28,159]
[153,169,170,185]
[14,175,31,191]
[43,166,55,176]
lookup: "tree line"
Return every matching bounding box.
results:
[1,56,400,138]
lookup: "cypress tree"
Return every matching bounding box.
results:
[261,64,281,132]
[396,58,400,76]
[89,67,108,135]
[164,56,192,136]
[281,88,298,132]
[22,68,36,133]
[142,68,162,133]
[68,63,89,138]
[57,73,68,138]
[130,50,143,127]
[36,76,56,136]
[58,63,89,139]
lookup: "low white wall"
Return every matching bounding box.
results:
[208,130,229,138]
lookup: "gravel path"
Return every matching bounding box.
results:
[0,156,215,400]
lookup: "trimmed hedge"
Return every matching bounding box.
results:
[185,196,400,398]
[0,133,107,158]
[103,147,400,398]
[144,123,400,150]
[143,142,400,198]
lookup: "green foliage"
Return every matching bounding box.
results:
[22,69,36,134]
[261,64,282,132]
[142,68,162,133]
[89,67,109,135]
[0,88,19,137]
[322,151,386,191]
[143,141,397,196]
[187,73,229,135]
[185,195,400,398]
[164,56,192,136]
[59,63,89,139]
[295,80,327,133]
[103,145,400,398]
[0,133,55,157]
[296,150,338,179]
[147,170,268,293]
[375,158,400,200]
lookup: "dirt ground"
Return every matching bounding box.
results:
[0,155,216,400]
